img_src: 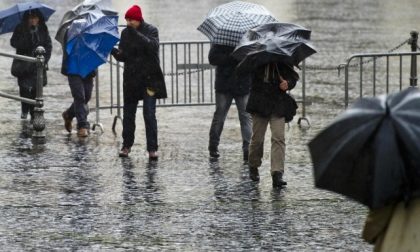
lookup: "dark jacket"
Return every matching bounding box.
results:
[112,21,167,100]
[208,44,251,96]
[10,10,52,79]
[246,63,299,122]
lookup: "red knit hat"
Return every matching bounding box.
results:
[125,5,143,21]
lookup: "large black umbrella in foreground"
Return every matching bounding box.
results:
[232,22,316,71]
[308,87,420,209]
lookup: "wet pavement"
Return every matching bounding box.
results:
[1,0,420,251]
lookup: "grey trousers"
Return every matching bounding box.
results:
[208,92,252,154]
[248,114,286,174]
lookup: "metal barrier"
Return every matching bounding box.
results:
[343,31,419,108]
[0,46,46,143]
[95,41,310,132]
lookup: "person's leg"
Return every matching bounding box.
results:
[143,93,158,153]
[208,92,233,157]
[62,102,75,133]
[68,75,90,130]
[29,80,37,122]
[18,78,31,119]
[270,116,286,187]
[234,94,252,161]
[122,86,139,149]
[248,114,269,181]
[83,76,94,105]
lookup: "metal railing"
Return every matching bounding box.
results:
[94,41,310,132]
[343,31,419,108]
[0,47,46,143]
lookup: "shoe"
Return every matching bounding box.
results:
[119,147,131,157]
[21,112,28,119]
[62,111,73,133]
[272,171,287,188]
[77,128,89,137]
[149,151,158,161]
[249,166,260,182]
[209,150,220,158]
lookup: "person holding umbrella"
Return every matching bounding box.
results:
[111,5,167,159]
[9,8,52,121]
[206,44,252,160]
[308,88,420,251]
[246,63,299,187]
[59,5,119,137]
[197,1,277,160]
[232,22,316,187]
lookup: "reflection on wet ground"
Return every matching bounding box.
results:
[0,106,370,251]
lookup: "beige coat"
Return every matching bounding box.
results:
[362,198,420,252]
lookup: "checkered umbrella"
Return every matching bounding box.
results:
[197,1,277,47]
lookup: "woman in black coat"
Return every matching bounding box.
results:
[10,9,52,121]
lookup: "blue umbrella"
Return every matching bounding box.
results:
[55,0,117,45]
[66,11,119,78]
[0,2,55,34]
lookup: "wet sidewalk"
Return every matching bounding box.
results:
[0,100,371,251]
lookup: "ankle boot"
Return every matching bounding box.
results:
[272,171,287,188]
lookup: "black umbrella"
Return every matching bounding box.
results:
[308,87,420,209]
[232,22,316,71]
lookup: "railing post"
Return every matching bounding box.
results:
[409,31,418,87]
[344,64,349,108]
[32,46,46,144]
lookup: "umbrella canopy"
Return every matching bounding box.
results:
[197,1,277,47]
[0,2,55,34]
[55,0,117,45]
[66,11,119,78]
[308,87,420,209]
[232,22,316,70]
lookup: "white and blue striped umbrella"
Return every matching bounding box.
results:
[197,1,277,47]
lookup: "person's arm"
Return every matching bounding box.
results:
[127,25,159,52]
[208,45,236,66]
[111,28,138,62]
[10,24,30,51]
[277,63,299,91]
[43,27,53,64]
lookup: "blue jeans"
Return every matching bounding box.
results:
[122,91,158,151]
[209,92,252,153]
[66,75,94,129]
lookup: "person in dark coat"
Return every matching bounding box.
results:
[207,44,252,161]
[60,26,96,138]
[111,5,167,159]
[10,9,52,121]
[247,63,299,188]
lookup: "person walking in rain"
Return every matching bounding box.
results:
[207,44,252,161]
[60,27,96,138]
[111,5,167,159]
[247,63,298,188]
[10,9,52,122]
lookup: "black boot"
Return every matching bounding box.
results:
[249,166,260,182]
[272,171,287,188]
[243,150,249,162]
[209,147,220,158]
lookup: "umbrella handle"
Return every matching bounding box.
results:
[274,63,284,82]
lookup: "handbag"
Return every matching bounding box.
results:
[11,58,36,78]
[274,63,298,122]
